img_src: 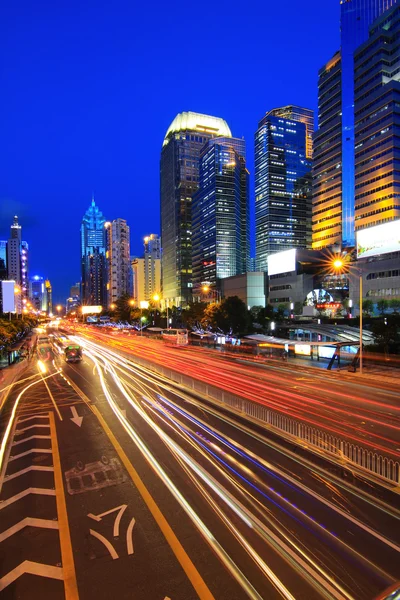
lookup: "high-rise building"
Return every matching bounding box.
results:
[132,234,161,303]
[160,111,232,307]
[105,218,131,305]
[354,3,400,232]
[0,241,7,281]
[268,106,314,159]
[255,110,312,271]
[6,216,28,311]
[192,137,250,293]
[70,283,80,298]
[312,0,396,250]
[45,279,52,315]
[29,275,52,313]
[80,197,107,306]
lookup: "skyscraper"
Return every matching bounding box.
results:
[160,111,232,307]
[354,3,400,231]
[255,110,312,271]
[0,241,7,280]
[6,216,28,310]
[267,106,314,159]
[192,137,250,292]
[312,0,396,250]
[105,218,131,305]
[80,197,107,305]
[29,275,52,314]
[132,234,161,303]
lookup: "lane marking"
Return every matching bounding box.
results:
[49,412,79,599]
[14,424,50,434]
[0,560,63,591]
[126,517,135,555]
[9,448,53,462]
[89,529,119,560]
[40,373,63,421]
[0,487,56,510]
[87,504,127,537]
[13,434,51,446]
[4,465,54,482]
[91,405,215,600]
[17,415,50,424]
[0,517,59,543]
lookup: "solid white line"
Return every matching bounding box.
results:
[0,560,63,591]
[89,529,119,560]
[12,434,51,446]
[0,517,59,543]
[4,465,54,483]
[0,488,56,510]
[9,448,52,462]
[126,517,135,555]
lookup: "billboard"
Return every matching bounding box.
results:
[357,220,400,259]
[81,305,102,315]
[1,281,16,313]
[267,249,296,276]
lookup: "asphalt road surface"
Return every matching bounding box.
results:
[0,329,399,600]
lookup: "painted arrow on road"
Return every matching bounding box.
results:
[70,406,83,427]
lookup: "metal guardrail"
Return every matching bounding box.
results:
[122,350,400,486]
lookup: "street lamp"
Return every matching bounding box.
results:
[152,293,160,326]
[56,305,62,317]
[332,258,363,374]
[110,303,116,310]
[202,285,221,303]
[139,301,149,336]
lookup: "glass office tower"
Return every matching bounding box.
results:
[354,3,400,231]
[267,106,314,159]
[105,218,131,305]
[81,197,107,305]
[160,112,232,307]
[192,137,250,292]
[313,0,396,250]
[255,110,312,272]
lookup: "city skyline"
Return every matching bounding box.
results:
[1,0,340,302]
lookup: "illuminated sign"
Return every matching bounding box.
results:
[1,281,16,312]
[357,220,400,259]
[267,249,296,276]
[316,303,341,310]
[81,305,102,315]
[294,344,311,356]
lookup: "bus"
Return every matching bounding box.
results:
[64,344,82,363]
[162,328,189,346]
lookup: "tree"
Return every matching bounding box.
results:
[294,301,303,316]
[201,296,249,334]
[362,299,374,316]
[114,294,133,322]
[377,298,389,316]
[390,298,400,313]
[182,302,207,329]
[275,304,287,321]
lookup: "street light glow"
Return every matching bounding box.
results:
[333,259,344,270]
[153,293,160,302]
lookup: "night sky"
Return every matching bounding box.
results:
[1,0,339,303]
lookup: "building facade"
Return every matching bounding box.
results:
[267,105,314,159]
[132,234,161,303]
[192,137,250,294]
[80,198,107,306]
[354,3,400,232]
[160,111,232,307]
[312,0,396,250]
[29,275,52,313]
[106,218,131,305]
[6,216,28,311]
[255,110,312,271]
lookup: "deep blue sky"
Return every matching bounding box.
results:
[1,0,339,303]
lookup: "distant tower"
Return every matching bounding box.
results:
[80,198,107,305]
[6,216,28,310]
[160,111,232,307]
[105,218,131,305]
[132,234,161,303]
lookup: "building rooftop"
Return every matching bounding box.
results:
[163,111,232,147]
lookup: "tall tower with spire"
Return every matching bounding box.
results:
[6,216,28,310]
[80,197,107,305]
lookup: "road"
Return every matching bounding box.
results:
[75,326,400,459]
[0,328,399,599]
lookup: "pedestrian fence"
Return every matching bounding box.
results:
[125,352,400,486]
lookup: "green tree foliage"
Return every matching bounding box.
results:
[182,302,207,329]
[201,296,249,334]
[294,301,303,316]
[390,298,400,313]
[372,316,399,355]
[362,299,374,315]
[275,304,287,321]
[376,298,389,316]
[114,294,133,322]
